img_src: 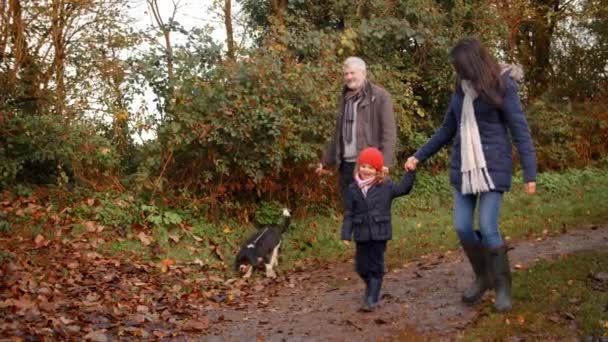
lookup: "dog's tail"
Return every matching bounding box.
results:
[280,208,292,233]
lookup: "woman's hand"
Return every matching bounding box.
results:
[524,182,536,195]
[404,156,419,171]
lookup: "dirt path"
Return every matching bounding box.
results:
[204,225,608,341]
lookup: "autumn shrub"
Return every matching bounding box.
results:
[0,113,119,189]
[134,46,336,212]
[527,97,608,171]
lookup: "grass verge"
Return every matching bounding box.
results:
[1,168,607,278]
[464,249,608,340]
[280,168,608,270]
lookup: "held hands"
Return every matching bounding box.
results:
[524,182,536,195]
[404,156,419,171]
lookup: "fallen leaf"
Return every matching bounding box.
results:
[160,258,176,273]
[137,232,153,246]
[34,234,49,248]
[84,221,98,233]
[192,258,205,267]
[66,325,81,333]
[84,330,108,342]
[190,233,203,242]
[60,316,75,325]
[136,305,149,313]
[168,233,181,243]
[211,245,224,261]
[182,316,210,331]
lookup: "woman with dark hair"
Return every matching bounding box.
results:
[404,37,537,312]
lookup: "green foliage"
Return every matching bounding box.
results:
[548,0,608,99]
[95,195,140,228]
[141,204,183,227]
[527,97,608,171]
[137,46,340,207]
[254,201,284,227]
[0,0,606,217]
[140,204,183,245]
[536,168,604,193]
[0,212,10,233]
[0,114,119,189]
[0,250,13,263]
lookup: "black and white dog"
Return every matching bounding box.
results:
[235,208,291,279]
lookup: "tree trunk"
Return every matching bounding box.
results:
[147,0,174,117]
[51,0,66,117]
[224,0,235,60]
[8,0,25,88]
[271,0,287,26]
[516,0,561,98]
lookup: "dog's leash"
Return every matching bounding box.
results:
[247,228,268,248]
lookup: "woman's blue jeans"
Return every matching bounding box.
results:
[453,190,505,248]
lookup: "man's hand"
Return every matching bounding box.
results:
[315,163,328,175]
[524,182,536,195]
[342,240,351,246]
[404,156,419,171]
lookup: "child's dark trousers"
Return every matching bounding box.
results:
[355,240,387,279]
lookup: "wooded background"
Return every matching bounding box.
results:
[1,0,607,216]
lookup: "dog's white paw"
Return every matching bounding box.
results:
[265,264,277,279]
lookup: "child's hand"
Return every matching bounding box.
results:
[342,240,351,246]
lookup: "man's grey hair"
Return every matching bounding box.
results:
[343,56,367,72]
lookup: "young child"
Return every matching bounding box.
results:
[341,147,416,312]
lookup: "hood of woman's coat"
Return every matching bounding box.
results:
[500,63,524,81]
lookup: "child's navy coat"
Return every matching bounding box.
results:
[341,172,416,242]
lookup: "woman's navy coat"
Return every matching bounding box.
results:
[414,75,536,192]
[341,172,415,242]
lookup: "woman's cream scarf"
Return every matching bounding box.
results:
[460,80,495,194]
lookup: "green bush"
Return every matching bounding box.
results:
[0,114,119,189]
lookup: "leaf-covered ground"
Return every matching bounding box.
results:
[2,223,607,341]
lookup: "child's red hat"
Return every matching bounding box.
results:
[357,147,384,172]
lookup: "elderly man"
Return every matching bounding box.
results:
[316,56,397,204]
